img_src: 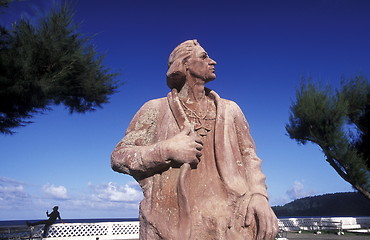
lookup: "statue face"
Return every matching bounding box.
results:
[186,45,217,82]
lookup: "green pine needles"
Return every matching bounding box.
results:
[286,76,370,199]
[0,1,119,134]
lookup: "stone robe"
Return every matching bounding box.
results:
[111,89,268,240]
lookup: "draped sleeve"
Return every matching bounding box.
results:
[111,98,171,180]
[231,101,268,198]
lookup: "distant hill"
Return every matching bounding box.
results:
[272,192,370,217]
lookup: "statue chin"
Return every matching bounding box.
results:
[204,75,216,83]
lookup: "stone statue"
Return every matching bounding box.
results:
[111,40,278,240]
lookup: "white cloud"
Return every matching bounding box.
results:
[286,180,315,201]
[0,177,142,219]
[0,177,29,209]
[0,181,24,194]
[270,180,317,206]
[270,195,290,207]
[43,184,68,199]
[88,182,142,202]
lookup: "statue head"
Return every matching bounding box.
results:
[167,40,217,91]
[166,40,200,91]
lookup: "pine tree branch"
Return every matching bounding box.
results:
[321,149,351,183]
[320,145,370,200]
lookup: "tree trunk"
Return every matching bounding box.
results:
[323,151,370,201]
[353,184,370,200]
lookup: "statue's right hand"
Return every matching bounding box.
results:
[159,125,203,167]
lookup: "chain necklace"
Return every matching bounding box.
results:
[179,98,215,137]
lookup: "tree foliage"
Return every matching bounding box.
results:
[0,1,118,134]
[0,0,12,8]
[286,76,370,199]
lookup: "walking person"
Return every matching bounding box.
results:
[27,206,65,238]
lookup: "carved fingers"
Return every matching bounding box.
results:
[189,126,204,158]
[265,209,279,240]
[160,125,204,167]
[245,194,279,240]
[183,127,204,167]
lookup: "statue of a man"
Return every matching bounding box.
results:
[111,40,278,240]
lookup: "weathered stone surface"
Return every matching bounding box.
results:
[111,40,278,240]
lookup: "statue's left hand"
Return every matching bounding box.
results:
[245,194,279,240]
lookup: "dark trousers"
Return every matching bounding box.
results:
[29,220,53,237]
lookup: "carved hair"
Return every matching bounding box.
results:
[166,39,199,91]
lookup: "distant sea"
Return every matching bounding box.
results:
[0,218,139,227]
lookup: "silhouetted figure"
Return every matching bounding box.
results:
[27,206,64,237]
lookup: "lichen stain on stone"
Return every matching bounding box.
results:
[120,107,159,147]
[135,107,159,130]
[119,129,146,146]
[242,148,257,159]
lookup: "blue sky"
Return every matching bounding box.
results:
[1,0,370,220]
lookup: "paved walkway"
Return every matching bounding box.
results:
[285,232,370,240]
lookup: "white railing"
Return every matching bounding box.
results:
[278,216,370,235]
[45,217,370,239]
[34,221,140,240]
[2,217,369,240]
